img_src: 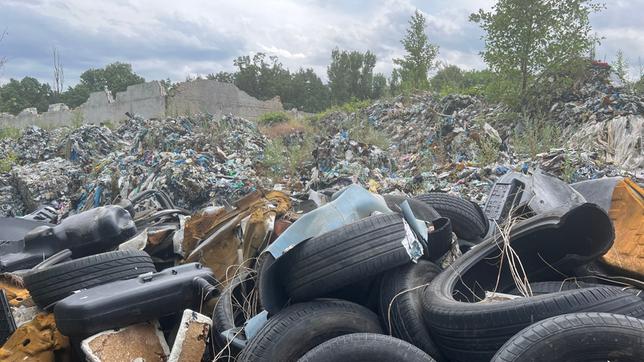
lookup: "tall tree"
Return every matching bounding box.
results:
[327,48,377,104]
[471,0,603,105]
[0,77,52,115]
[430,64,465,93]
[372,73,388,99]
[287,68,331,112]
[62,62,144,108]
[393,10,439,90]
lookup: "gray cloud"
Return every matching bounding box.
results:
[0,0,642,86]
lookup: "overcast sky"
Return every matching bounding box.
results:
[0,0,642,87]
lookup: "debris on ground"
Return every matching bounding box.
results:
[0,62,642,361]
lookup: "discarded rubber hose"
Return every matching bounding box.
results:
[193,277,219,301]
[491,313,644,362]
[212,272,248,349]
[298,333,436,362]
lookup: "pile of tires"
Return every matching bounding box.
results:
[215,192,644,362]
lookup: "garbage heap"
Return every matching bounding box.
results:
[0,114,270,217]
[0,172,642,361]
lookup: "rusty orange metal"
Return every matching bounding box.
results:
[601,178,643,277]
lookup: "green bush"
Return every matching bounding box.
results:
[349,124,390,150]
[0,127,20,140]
[262,136,314,180]
[259,111,290,125]
[476,137,500,166]
[513,116,561,157]
[0,152,17,173]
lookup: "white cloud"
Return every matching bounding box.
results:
[0,0,642,84]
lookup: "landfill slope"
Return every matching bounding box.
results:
[0,64,641,217]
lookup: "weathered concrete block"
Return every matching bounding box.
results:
[81,321,170,362]
[168,309,212,362]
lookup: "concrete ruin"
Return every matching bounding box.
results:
[0,80,283,129]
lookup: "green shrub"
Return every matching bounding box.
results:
[0,127,20,140]
[349,124,390,150]
[259,111,290,125]
[0,152,17,173]
[513,117,561,157]
[476,137,500,166]
[262,136,314,180]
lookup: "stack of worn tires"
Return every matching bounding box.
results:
[215,190,644,362]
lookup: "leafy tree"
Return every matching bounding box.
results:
[60,62,145,108]
[0,77,52,115]
[393,10,439,90]
[286,68,331,112]
[80,62,145,95]
[224,54,330,112]
[389,69,401,95]
[60,83,91,108]
[634,76,644,95]
[471,0,603,106]
[233,53,291,101]
[430,64,465,93]
[372,73,388,99]
[327,48,377,104]
[207,71,235,83]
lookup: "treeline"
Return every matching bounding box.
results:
[0,62,144,115]
[2,1,644,117]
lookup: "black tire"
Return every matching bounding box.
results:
[378,261,444,360]
[238,300,383,362]
[414,192,488,240]
[280,214,414,302]
[24,250,155,308]
[421,205,643,361]
[298,333,435,362]
[383,195,441,222]
[491,313,644,362]
[507,281,643,299]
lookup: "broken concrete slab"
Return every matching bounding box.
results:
[81,321,170,362]
[168,309,212,362]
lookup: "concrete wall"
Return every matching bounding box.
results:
[81,81,167,124]
[166,79,283,120]
[0,79,283,129]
